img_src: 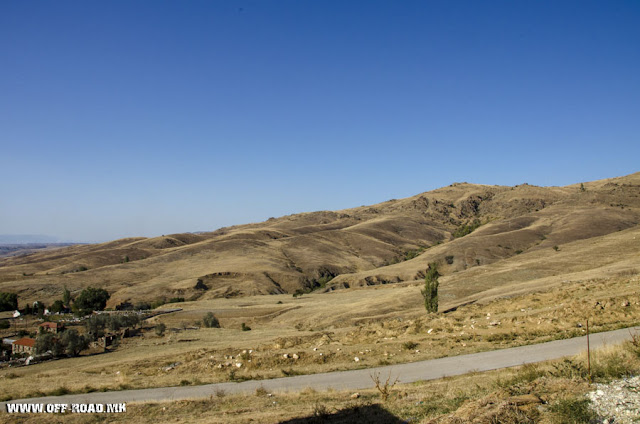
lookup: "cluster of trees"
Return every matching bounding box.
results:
[84,314,140,341]
[0,292,18,312]
[35,329,89,357]
[0,287,111,317]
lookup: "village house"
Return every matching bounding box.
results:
[12,337,36,355]
[39,321,65,334]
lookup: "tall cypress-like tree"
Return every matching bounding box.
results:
[421,262,440,313]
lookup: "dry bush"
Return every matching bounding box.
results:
[370,371,398,401]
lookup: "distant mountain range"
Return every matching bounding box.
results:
[0,235,61,244]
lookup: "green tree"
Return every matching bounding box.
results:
[421,262,440,313]
[202,312,221,328]
[33,301,46,317]
[0,292,18,311]
[74,287,110,314]
[50,300,65,314]
[60,329,89,356]
[35,332,55,355]
[63,286,71,306]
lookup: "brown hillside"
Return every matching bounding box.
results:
[0,172,638,308]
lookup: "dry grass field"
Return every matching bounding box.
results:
[1,272,638,402]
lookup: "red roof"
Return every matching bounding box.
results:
[13,337,36,347]
[39,322,62,328]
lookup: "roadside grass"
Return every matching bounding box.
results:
[6,339,639,423]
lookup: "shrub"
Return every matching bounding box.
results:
[167,297,185,304]
[194,279,208,290]
[453,219,482,238]
[155,323,166,336]
[241,322,251,331]
[202,312,220,328]
[402,341,419,350]
[445,255,454,265]
[0,320,10,329]
[550,397,597,424]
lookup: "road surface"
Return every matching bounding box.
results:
[2,325,638,411]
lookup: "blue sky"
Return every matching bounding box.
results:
[1,1,639,242]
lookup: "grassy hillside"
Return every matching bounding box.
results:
[0,172,638,308]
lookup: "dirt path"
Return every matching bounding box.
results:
[2,326,638,410]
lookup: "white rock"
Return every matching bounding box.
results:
[354,357,360,362]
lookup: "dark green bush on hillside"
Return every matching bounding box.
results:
[203,312,220,328]
[453,219,482,238]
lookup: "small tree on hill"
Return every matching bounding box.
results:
[203,312,220,328]
[421,262,440,313]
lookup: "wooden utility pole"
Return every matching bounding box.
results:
[587,318,592,384]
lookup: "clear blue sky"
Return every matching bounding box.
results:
[1,1,639,242]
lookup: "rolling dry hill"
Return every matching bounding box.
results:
[1,172,639,308]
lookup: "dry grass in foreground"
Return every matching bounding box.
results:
[1,273,638,402]
[7,337,640,423]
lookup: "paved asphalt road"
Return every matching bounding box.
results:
[2,326,638,411]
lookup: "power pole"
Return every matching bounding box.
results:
[587,318,592,384]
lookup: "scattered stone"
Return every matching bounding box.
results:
[351,392,360,399]
[588,375,640,423]
[354,357,360,362]
[292,354,299,360]
[427,329,433,334]
[283,353,289,359]
[235,363,242,368]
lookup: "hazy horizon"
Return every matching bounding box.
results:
[2,1,639,242]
